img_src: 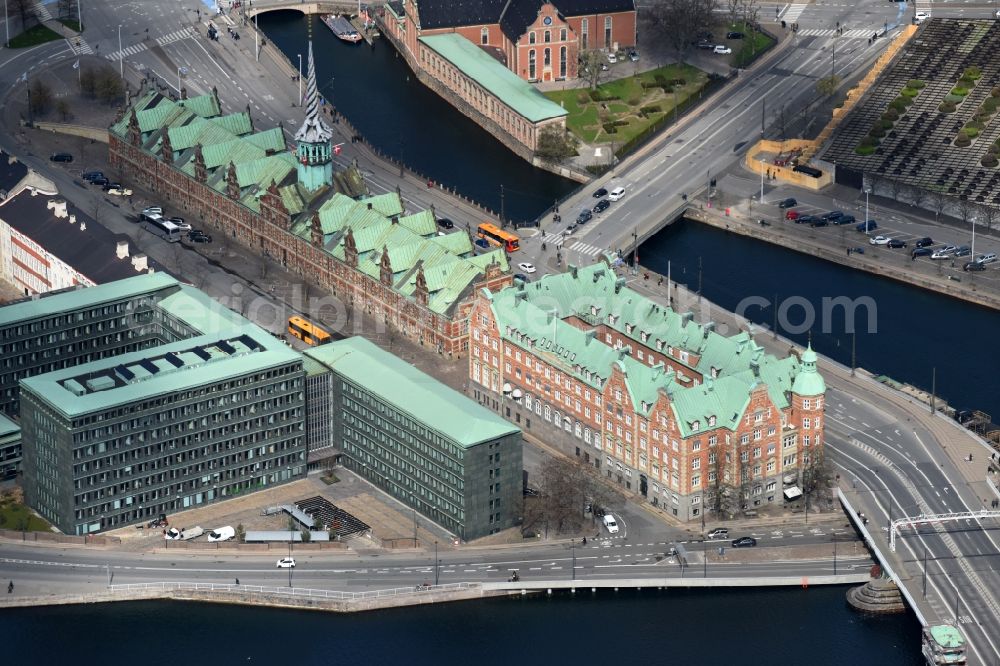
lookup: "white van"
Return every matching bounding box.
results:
[608,186,626,201]
[207,525,236,542]
[602,513,620,534]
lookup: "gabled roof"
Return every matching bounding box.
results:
[414,0,506,29]
[499,0,542,43]
[554,0,635,16]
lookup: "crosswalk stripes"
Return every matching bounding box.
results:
[781,3,808,24]
[67,38,93,55]
[568,241,604,256]
[542,232,564,245]
[32,1,51,21]
[540,232,604,256]
[106,28,194,62]
[797,28,870,39]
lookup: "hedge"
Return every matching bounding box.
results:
[907,79,926,89]
[955,132,972,147]
[855,145,877,155]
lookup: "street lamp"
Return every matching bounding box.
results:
[759,157,765,204]
[863,185,871,232]
[77,0,83,32]
[297,54,302,105]
[118,25,123,80]
[971,214,977,258]
[572,543,576,581]
[434,541,439,585]
[4,0,9,48]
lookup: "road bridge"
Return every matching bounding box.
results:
[241,0,360,19]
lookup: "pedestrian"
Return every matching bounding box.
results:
[235,578,240,585]
[657,277,663,286]
[7,581,12,594]
[847,248,852,256]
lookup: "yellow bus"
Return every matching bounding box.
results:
[287,316,332,346]
[477,223,520,252]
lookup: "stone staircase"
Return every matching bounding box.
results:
[846,577,908,614]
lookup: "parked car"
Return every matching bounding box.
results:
[726,31,745,39]
[821,211,844,222]
[276,557,296,568]
[608,186,626,201]
[785,209,799,221]
[207,526,235,542]
[82,171,104,182]
[731,536,757,548]
[189,232,212,243]
[810,218,828,228]
[107,187,132,196]
[577,209,593,224]
[602,513,620,534]
[50,152,73,162]
[976,252,997,265]
[592,187,608,198]
[713,45,732,55]
[963,260,986,272]
[915,11,929,23]
[628,50,639,62]
[954,245,972,257]
[870,235,890,245]
[102,182,122,192]
[777,197,797,209]
[518,262,537,274]
[169,217,192,231]
[707,528,729,539]
[143,206,164,216]
[833,214,856,225]
[857,220,877,232]
[696,41,716,49]
[593,198,611,214]
[436,218,454,229]
[931,245,956,259]
[911,247,933,258]
[915,237,934,248]
[91,177,109,188]
[795,214,818,225]
[606,52,617,64]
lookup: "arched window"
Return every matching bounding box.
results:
[528,49,536,79]
[581,18,589,50]
[604,16,612,49]
[544,47,551,66]
[529,31,536,44]
[481,27,488,45]
[559,46,567,78]
[544,30,551,43]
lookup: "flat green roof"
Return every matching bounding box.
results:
[21,324,302,418]
[0,413,19,438]
[928,625,965,648]
[419,34,568,123]
[0,272,178,327]
[305,337,520,448]
[156,285,253,334]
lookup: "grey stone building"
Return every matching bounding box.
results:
[0,413,20,480]
[304,337,522,541]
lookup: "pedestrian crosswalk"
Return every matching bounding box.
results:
[32,1,51,21]
[106,27,194,62]
[67,37,93,55]
[781,3,808,24]
[541,232,605,257]
[797,28,871,39]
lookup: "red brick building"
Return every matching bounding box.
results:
[468,262,827,521]
[108,46,512,357]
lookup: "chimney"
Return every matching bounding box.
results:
[569,263,578,278]
[132,254,148,271]
[682,312,694,326]
[69,214,77,225]
[47,199,68,218]
[750,361,760,378]
[367,202,373,210]
[116,240,129,259]
[703,322,716,338]
[584,329,596,344]
[614,277,626,293]
[79,221,86,231]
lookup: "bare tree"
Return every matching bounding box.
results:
[981,204,999,231]
[646,0,718,64]
[740,0,762,55]
[56,0,78,21]
[801,446,831,512]
[929,190,948,218]
[29,79,53,116]
[579,50,608,91]
[8,0,38,33]
[957,197,974,226]
[727,0,741,26]
[531,455,620,536]
[889,177,903,201]
[908,184,927,211]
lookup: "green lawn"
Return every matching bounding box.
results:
[7,24,62,49]
[0,496,50,532]
[545,63,708,147]
[725,21,776,68]
[59,18,82,33]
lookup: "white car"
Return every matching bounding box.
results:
[143,206,163,216]
[107,187,132,196]
[276,557,296,568]
[713,45,732,55]
[608,186,626,201]
[606,52,617,64]
[931,245,956,260]
[207,526,235,542]
[869,235,890,246]
[518,262,537,274]
[915,11,929,23]
[164,528,181,540]
[602,513,620,534]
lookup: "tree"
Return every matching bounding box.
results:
[957,197,974,226]
[55,99,71,122]
[801,445,831,511]
[908,184,927,211]
[8,0,39,33]
[929,190,948,218]
[740,0,762,56]
[889,177,903,201]
[56,0,78,21]
[300,528,312,543]
[531,455,620,536]
[536,126,578,164]
[727,0,741,26]
[646,0,718,64]
[579,50,608,90]
[816,75,842,98]
[981,204,999,231]
[235,523,246,543]
[29,79,53,116]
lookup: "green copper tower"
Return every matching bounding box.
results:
[294,41,334,192]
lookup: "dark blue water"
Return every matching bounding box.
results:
[258,12,577,225]
[1,588,922,665]
[642,220,1000,417]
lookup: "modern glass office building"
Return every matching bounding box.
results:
[305,337,522,541]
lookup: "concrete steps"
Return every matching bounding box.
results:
[846,577,907,614]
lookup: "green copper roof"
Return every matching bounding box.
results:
[21,324,301,418]
[0,272,179,327]
[209,110,253,136]
[0,413,20,438]
[791,344,825,396]
[155,284,254,334]
[419,34,568,123]
[305,337,520,447]
[927,625,965,649]
[361,192,405,218]
[177,92,221,119]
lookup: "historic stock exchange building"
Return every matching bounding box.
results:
[468,261,827,521]
[303,337,522,541]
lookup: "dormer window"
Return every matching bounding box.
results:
[667,346,674,355]
[590,305,598,316]
[656,340,664,351]
[708,416,716,427]
[625,323,633,334]
[640,331,648,342]
[691,420,700,431]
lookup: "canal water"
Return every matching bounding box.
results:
[641,220,1000,418]
[1,588,923,665]
[258,11,578,225]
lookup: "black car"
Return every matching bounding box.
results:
[731,537,757,548]
[833,214,856,225]
[189,232,212,243]
[810,219,829,228]
[795,214,818,225]
[82,171,104,182]
[777,197,797,209]
[821,210,844,222]
[915,237,933,248]
[103,182,122,192]
[50,152,73,163]
[954,246,972,257]
[696,41,716,49]
[436,218,454,229]
[593,199,611,214]
[857,220,877,232]
[912,247,933,258]
[963,261,985,272]
[91,177,109,187]
[726,31,745,39]
[887,239,907,248]
[513,273,531,282]
[577,209,593,224]
[592,187,608,198]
